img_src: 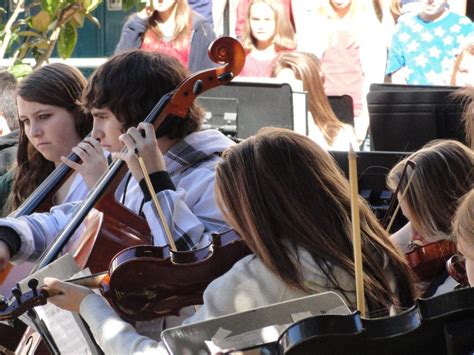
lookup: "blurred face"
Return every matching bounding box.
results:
[17,97,81,167]
[91,108,125,152]
[249,2,276,49]
[420,0,447,19]
[330,0,351,9]
[457,237,474,286]
[455,52,474,87]
[149,0,176,12]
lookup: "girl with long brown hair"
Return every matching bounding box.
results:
[115,0,216,73]
[0,63,94,216]
[271,51,358,150]
[43,128,416,354]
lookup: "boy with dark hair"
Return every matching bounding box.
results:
[0,49,232,273]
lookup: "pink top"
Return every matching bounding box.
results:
[321,31,364,118]
[240,55,275,77]
[141,30,191,68]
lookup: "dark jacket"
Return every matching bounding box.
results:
[0,169,14,217]
[0,129,18,176]
[115,12,217,73]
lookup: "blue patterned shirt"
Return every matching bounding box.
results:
[387,12,473,85]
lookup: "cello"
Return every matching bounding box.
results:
[0,36,245,354]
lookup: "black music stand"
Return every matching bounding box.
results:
[367,84,466,151]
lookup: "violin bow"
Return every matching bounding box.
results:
[134,149,177,251]
[383,161,417,233]
[348,144,365,317]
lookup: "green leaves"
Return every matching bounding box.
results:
[57,22,77,59]
[31,10,52,32]
[9,63,33,79]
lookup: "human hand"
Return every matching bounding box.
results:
[0,240,11,272]
[61,137,108,189]
[43,277,93,313]
[114,122,166,181]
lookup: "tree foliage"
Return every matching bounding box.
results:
[0,0,102,78]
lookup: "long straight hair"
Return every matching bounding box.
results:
[387,140,474,241]
[216,128,416,315]
[271,51,345,146]
[242,0,296,52]
[147,0,192,50]
[11,63,91,210]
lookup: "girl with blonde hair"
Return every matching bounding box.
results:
[271,51,358,150]
[451,42,474,87]
[453,189,474,286]
[239,0,296,77]
[115,0,216,72]
[388,140,474,295]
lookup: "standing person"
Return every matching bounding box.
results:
[240,0,295,77]
[296,0,387,142]
[43,128,416,354]
[387,0,473,85]
[388,140,474,296]
[271,51,358,151]
[0,64,94,217]
[115,0,216,73]
[235,0,293,38]
[0,71,19,176]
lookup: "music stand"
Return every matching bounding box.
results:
[367,85,466,151]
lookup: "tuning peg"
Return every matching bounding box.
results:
[0,295,8,311]
[11,287,22,305]
[28,278,39,297]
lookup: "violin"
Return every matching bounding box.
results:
[446,253,469,287]
[405,240,457,282]
[0,230,250,323]
[276,286,474,355]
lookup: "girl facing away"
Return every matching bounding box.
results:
[0,64,94,216]
[43,128,416,354]
[239,0,296,77]
[388,140,474,296]
[271,51,359,151]
[115,0,216,72]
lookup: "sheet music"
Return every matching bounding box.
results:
[17,254,99,354]
[162,291,351,355]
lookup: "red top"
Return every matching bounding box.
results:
[141,30,191,69]
[321,31,363,118]
[240,55,275,77]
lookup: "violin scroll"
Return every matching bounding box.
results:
[0,278,49,321]
[208,36,246,78]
